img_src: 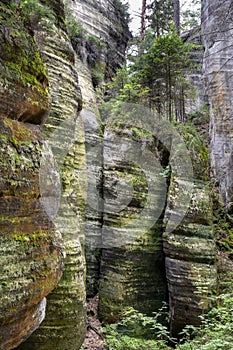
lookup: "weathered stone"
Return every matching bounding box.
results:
[164,176,216,335]
[17,1,87,349]
[0,2,49,124]
[99,124,168,323]
[0,117,64,350]
[182,27,207,116]
[65,0,131,80]
[202,0,233,212]
[77,58,103,298]
[0,4,64,348]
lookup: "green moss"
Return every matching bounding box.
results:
[106,122,152,141]
[2,118,37,143]
[175,123,210,181]
[0,281,8,286]
[0,3,49,98]
[12,231,48,244]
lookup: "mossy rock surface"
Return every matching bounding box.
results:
[0,116,64,350]
[0,2,49,124]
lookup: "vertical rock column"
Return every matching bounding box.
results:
[66,0,131,79]
[202,0,233,212]
[99,114,168,323]
[17,1,87,349]
[65,0,131,298]
[182,27,206,116]
[76,58,104,298]
[164,180,216,335]
[0,3,64,349]
[163,129,216,336]
[0,119,64,350]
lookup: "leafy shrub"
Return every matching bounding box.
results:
[177,295,233,350]
[175,122,210,181]
[20,0,54,27]
[103,306,171,350]
[102,295,233,350]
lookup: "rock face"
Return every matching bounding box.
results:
[164,179,216,335]
[182,27,207,115]
[0,2,64,349]
[202,0,233,212]
[17,1,87,349]
[77,59,103,298]
[163,123,216,335]
[68,0,131,298]
[0,0,220,348]
[98,109,168,322]
[0,2,49,124]
[65,0,131,81]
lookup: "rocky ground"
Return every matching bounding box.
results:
[81,295,108,350]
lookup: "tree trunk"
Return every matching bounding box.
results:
[140,0,147,41]
[173,0,180,34]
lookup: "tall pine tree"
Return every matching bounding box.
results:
[140,0,147,40]
[147,0,173,37]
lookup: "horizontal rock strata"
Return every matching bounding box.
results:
[17,1,86,349]
[202,0,233,212]
[99,120,168,322]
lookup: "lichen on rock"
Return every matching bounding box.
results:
[202,0,233,213]
[164,166,216,335]
[0,116,64,350]
[16,1,87,349]
[0,2,49,124]
[98,122,168,323]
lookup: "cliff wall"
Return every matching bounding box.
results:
[65,0,131,80]
[17,0,87,348]
[0,0,220,349]
[0,2,64,349]
[202,0,233,212]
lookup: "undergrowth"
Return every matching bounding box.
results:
[102,294,233,350]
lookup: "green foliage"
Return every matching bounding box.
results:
[20,0,54,28]
[65,12,86,44]
[114,0,130,23]
[177,295,233,350]
[215,206,233,256]
[99,32,195,120]
[129,33,194,120]
[102,296,233,350]
[98,65,149,105]
[175,122,210,181]
[160,165,171,178]
[104,332,165,350]
[181,0,201,31]
[212,191,233,294]
[103,306,171,350]
[186,103,210,128]
[146,0,200,34]
[147,0,174,37]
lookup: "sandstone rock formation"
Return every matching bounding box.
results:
[65,0,131,81]
[17,1,87,349]
[182,27,207,115]
[0,2,64,349]
[67,0,131,298]
[163,119,217,335]
[164,179,216,335]
[98,107,169,322]
[202,0,233,213]
[74,56,103,299]
[0,0,221,348]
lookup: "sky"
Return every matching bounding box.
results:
[125,0,199,34]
